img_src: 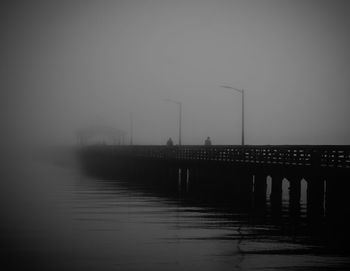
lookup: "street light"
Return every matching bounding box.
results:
[129,112,133,145]
[163,99,182,146]
[220,85,245,145]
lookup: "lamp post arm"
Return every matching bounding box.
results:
[220,85,243,94]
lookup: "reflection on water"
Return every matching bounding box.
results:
[2,159,350,271]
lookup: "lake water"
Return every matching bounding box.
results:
[1,155,350,270]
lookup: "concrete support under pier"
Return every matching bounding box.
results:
[289,177,301,217]
[270,175,282,215]
[253,174,267,210]
[307,175,324,218]
[326,173,350,227]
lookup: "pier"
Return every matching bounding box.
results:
[79,145,350,224]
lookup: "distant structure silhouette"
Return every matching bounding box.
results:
[204,136,212,146]
[76,125,126,145]
[166,137,174,146]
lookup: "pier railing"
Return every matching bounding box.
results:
[88,145,350,169]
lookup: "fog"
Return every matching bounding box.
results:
[1,3,350,270]
[2,0,350,147]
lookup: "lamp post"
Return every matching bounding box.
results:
[220,85,245,146]
[164,99,182,146]
[129,112,133,145]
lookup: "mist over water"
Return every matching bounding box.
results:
[2,155,350,271]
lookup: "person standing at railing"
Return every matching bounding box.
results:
[204,136,212,146]
[166,137,174,147]
[204,137,212,160]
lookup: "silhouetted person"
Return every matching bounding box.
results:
[204,136,212,146]
[166,137,174,146]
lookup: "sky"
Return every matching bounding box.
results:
[1,0,350,146]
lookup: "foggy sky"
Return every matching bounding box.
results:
[2,0,350,146]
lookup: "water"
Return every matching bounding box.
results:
[2,156,350,271]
